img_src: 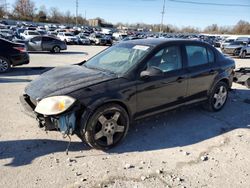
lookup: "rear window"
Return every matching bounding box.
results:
[207,48,215,63]
[186,46,208,67]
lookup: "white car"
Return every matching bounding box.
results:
[21,30,41,40]
[57,32,78,44]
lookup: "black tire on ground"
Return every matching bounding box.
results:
[0,56,11,73]
[204,81,229,112]
[80,103,129,150]
[240,51,247,59]
[245,78,250,89]
[51,46,61,53]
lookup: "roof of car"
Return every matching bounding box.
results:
[122,38,208,47]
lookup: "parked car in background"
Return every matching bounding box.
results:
[25,36,67,53]
[57,32,78,44]
[37,30,48,36]
[103,34,113,45]
[0,29,13,41]
[76,33,91,45]
[89,33,107,45]
[222,40,250,58]
[220,37,236,49]
[0,38,29,73]
[21,39,235,150]
[21,30,41,40]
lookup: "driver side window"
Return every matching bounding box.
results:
[30,37,41,43]
[147,46,182,72]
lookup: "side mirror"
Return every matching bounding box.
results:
[75,60,86,66]
[140,66,163,79]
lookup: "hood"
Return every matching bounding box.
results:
[25,65,116,100]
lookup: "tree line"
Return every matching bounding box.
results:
[0,0,249,34]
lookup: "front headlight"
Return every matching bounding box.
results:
[35,96,76,115]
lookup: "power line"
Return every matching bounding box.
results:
[169,0,250,7]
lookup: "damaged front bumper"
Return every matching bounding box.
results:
[233,67,250,88]
[20,94,80,136]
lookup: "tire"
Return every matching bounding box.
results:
[52,46,61,53]
[245,78,250,89]
[240,51,247,59]
[204,81,229,112]
[81,104,129,150]
[0,57,11,73]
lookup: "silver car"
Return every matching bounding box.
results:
[26,36,67,53]
[222,40,250,58]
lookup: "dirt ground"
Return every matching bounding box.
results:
[0,45,249,188]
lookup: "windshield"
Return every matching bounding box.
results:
[85,43,151,75]
[225,39,234,43]
[65,33,73,36]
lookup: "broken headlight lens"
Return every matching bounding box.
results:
[35,96,76,115]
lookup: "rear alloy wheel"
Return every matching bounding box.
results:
[52,46,61,53]
[205,82,228,112]
[0,57,11,73]
[83,104,129,150]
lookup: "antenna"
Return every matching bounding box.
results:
[160,0,166,33]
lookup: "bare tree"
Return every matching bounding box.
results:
[13,0,35,21]
[49,7,63,23]
[233,20,250,34]
[204,24,219,33]
[0,6,5,18]
[35,5,47,22]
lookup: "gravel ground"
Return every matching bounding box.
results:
[0,45,249,188]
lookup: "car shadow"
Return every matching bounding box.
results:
[0,67,53,77]
[0,77,32,83]
[0,139,88,167]
[110,88,250,153]
[0,89,249,166]
[28,51,88,55]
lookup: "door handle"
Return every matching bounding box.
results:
[176,77,185,83]
[209,70,216,74]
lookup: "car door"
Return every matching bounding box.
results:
[185,45,217,99]
[136,45,188,115]
[42,37,53,51]
[28,36,42,51]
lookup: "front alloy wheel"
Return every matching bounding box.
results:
[83,104,129,150]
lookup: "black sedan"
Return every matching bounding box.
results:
[21,39,235,150]
[0,38,29,73]
[24,36,67,53]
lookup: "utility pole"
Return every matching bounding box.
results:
[75,0,78,26]
[160,0,166,33]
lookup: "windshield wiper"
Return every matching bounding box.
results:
[85,65,116,75]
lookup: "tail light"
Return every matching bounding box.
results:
[13,46,26,52]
